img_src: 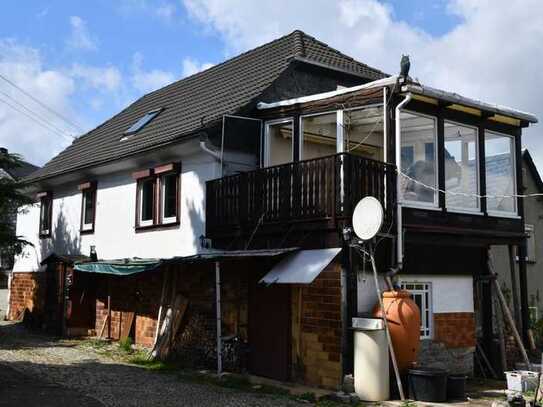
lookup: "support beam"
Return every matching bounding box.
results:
[215,261,222,375]
[508,245,522,333]
[518,241,530,345]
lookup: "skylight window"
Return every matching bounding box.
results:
[121,108,162,140]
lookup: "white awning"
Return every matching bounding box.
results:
[259,248,341,284]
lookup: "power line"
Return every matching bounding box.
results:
[0,89,75,139]
[0,72,84,133]
[0,96,74,141]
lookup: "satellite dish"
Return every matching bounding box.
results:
[352,196,384,241]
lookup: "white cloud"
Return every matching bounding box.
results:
[67,16,98,51]
[182,0,543,166]
[131,52,176,93]
[182,57,214,77]
[118,0,178,21]
[70,64,122,92]
[0,40,76,165]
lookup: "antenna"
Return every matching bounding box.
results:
[351,196,384,241]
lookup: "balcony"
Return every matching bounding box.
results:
[205,153,396,240]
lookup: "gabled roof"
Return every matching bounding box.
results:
[28,30,386,182]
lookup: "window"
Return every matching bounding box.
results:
[38,192,52,238]
[80,182,97,233]
[526,224,536,263]
[485,131,516,215]
[160,173,179,224]
[400,281,432,339]
[121,108,162,139]
[134,163,180,229]
[343,106,384,160]
[265,119,293,167]
[444,122,479,211]
[399,111,438,206]
[300,112,337,160]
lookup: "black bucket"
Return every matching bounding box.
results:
[447,375,467,401]
[408,368,448,402]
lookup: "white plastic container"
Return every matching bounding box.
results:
[353,317,389,401]
[505,370,539,392]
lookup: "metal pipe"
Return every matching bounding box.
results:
[215,261,222,375]
[383,86,387,163]
[394,93,412,268]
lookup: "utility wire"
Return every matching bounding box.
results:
[0,72,84,132]
[0,96,74,141]
[398,169,543,199]
[0,89,75,139]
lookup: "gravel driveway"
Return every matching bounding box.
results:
[0,322,303,407]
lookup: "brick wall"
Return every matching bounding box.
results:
[434,312,476,348]
[8,272,45,320]
[292,260,342,390]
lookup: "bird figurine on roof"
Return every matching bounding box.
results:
[400,54,410,80]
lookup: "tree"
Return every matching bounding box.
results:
[0,149,34,262]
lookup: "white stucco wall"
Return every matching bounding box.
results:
[13,151,219,272]
[398,274,474,313]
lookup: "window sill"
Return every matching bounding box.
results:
[401,203,441,212]
[486,211,521,219]
[80,228,95,235]
[446,208,484,216]
[135,221,180,232]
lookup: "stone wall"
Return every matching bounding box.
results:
[292,260,342,390]
[417,312,476,374]
[8,272,45,321]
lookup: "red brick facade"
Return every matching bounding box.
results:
[434,312,476,348]
[7,272,45,320]
[293,261,342,389]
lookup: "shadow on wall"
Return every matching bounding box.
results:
[40,204,81,260]
[185,196,205,254]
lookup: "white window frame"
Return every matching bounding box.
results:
[484,130,518,218]
[160,173,178,225]
[81,188,96,232]
[399,110,439,209]
[400,281,433,339]
[444,120,481,214]
[263,118,294,167]
[341,103,385,158]
[138,179,155,227]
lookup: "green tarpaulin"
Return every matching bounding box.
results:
[74,258,161,276]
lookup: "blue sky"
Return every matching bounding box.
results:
[0,0,541,168]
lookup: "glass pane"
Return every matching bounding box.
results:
[485,132,515,213]
[301,112,337,160]
[141,180,154,221]
[40,198,51,231]
[400,112,437,205]
[163,174,177,219]
[125,109,161,134]
[267,121,293,166]
[83,190,95,225]
[444,122,479,210]
[344,106,384,160]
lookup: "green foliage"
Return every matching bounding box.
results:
[118,337,133,353]
[0,150,34,258]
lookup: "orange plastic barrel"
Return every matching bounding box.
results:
[373,290,421,372]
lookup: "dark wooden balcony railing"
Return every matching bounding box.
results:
[205,153,396,236]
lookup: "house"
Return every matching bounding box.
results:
[0,148,39,280]
[492,150,543,339]
[8,30,538,390]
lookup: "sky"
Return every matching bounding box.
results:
[0,0,542,169]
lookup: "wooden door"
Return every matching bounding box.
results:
[248,273,291,381]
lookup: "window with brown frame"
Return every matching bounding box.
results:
[79,181,97,233]
[38,191,52,238]
[133,163,180,229]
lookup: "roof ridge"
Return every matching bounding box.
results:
[292,29,306,57]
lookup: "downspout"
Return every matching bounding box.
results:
[394,93,412,270]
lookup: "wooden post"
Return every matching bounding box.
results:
[508,244,522,333]
[215,261,222,375]
[107,278,112,339]
[152,268,170,347]
[518,241,530,345]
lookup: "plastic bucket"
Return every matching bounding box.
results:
[447,375,467,401]
[408,368,448,402]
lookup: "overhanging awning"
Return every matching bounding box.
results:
[259,248,341,284]
[74,258,161,276]
[73,248,299,276]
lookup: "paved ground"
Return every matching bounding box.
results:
[0,322,302,407]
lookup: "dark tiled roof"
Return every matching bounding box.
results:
[28,30,386,182]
